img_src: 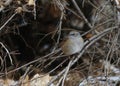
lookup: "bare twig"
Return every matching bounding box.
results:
[18,65,32,85]
[48,26,118,85]
[0,42,13,65]
[33,0,37,20]
[0,12,17,31]
[72,0,93,29]
[52,0,65,52]
[0,48,61,77]
[65,7,82,19]
[61,58,73,86]
[0,56,3,66]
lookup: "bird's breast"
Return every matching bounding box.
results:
[61,38,84,55]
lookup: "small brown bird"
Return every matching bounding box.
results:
[61,31,84,55]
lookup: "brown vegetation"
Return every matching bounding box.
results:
[0,0,120,86]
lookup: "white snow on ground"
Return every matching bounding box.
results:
[77,60,120,86]
[79,75,120,86]
[79,65,120,86]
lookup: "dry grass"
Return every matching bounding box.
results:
[0,0,120,86]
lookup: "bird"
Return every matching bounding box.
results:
[61,31,84,55]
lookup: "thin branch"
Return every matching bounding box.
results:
[0,48,61,77]
[0,12,17,31]
[48,26,118,85]
[72,0,93,29]
[61,58,73,86]
[33,0,37,20]
[18,65,32,85]
[0,42,13,65]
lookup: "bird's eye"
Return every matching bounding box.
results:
[69,31,80,37]
[70,33,75,36]
[70,33,77,37]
